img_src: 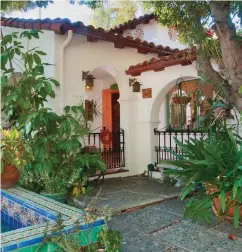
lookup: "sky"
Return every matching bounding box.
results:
[5,1,93,24]
[5,0,144,25]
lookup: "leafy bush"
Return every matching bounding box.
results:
[1,30,106,193]
[164,128,242,228]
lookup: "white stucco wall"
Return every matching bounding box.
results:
[5,26,240,178]
[123,19,186,50]
[51,32,200,176]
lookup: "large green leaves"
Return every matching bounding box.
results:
[165,128,242,228]
[1,31,106,194]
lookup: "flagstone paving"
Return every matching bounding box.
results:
[75,176,242,251]
[88,176,181,212]
[108,199,242,252]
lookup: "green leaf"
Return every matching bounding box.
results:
[180,183,195,200]
[35,65,44,75]
[1,52,9,70]
[220,190,226,213]
[22,100,31,110]
[233,203,240,229]
[44,82,53,94]
[49,91,55,98]
[71,106,78,114]
[33,54,41,65]
[1,76,8,87]
[35,50,47,56]
[31,30,40,39]
[3,35,12,44]
[50,79,60,87]
[15,48,21,55]
[64,106,71,113]
[27,54,33,69]
[233,178,241,198]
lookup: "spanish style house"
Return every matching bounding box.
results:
[1,15,226,177]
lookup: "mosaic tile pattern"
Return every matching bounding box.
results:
[1,194,50,228]
[1,187,104,252]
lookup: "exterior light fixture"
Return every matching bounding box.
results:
[129,78,142,92]
[82,71,95,91]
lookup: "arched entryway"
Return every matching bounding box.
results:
[85,66,124,170]
[150,76,213,164]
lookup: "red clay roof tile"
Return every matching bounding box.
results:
[125,47,197,76]
[109,13,155,34]
[1,16,180,57]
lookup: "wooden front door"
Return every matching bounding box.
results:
[111,92,120,150]
[102,89,120,149]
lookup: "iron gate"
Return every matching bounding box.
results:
[154,126,208,164]
[87,127,125,169]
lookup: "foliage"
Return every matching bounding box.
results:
[164,128,242,228]
[1,128,32,172]
[1,31,106,194]
[1,1,52,14]
[162,174,178,187]
[144,1,242,112]
[38,199,122,252]
[91,0,138,29]
[1,0,101,13]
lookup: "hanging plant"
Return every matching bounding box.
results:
[172,95,191,105]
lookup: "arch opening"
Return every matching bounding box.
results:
[151,76,214,130]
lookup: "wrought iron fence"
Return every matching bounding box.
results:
[86,127,125,169]
[154,125,209,164]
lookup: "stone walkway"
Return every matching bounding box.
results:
[75,176,242,251]
[89,176,181,213]
[108,199,242,252]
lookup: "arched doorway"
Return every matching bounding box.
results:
[85,66,124,170]
[150,77,213,163]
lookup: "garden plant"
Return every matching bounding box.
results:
[1,30,106,197]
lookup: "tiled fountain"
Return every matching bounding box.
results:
[0,187,104,252]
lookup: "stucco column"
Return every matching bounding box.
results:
[135,120,160,174]
[119,97,160,175]
[119,98,140,175]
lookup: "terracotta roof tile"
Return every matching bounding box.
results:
[109,13,155,34]
[125,47,197,76]
[1,16,180,57]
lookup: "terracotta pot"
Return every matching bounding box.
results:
[1,165,20,189]
[172,96,191,105]
[205,183,242,220]
[213,197,242,219]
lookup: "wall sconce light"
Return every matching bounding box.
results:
[82,71,95,91]
[129,78,142,92]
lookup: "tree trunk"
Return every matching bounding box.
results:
[209,1,242,111]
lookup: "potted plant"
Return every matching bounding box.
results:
[164,128,242,229]
[172,94,192,105]
[81,145,99,154]
[1,128,32,189]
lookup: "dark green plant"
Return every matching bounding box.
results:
[162,174,178,187]
[1,31,106,193]
[164,128,242,228]
[38,213,122,252]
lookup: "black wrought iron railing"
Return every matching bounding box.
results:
[87,127,125,169]
[154,125,208,164]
